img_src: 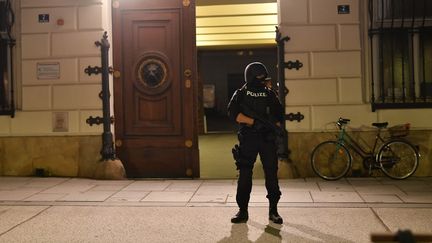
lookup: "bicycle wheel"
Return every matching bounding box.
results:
[377,139,419,179]
[311,141,351,180]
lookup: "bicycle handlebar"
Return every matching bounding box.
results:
[336,117,350,129]
[338,117,350,124]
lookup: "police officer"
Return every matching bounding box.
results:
[227,62,284,224]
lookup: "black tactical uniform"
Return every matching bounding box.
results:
[227,62,284,224]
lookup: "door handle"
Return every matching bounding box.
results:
[184,69,192,88]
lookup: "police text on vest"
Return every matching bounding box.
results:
[246,91,267,97]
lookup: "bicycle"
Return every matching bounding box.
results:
[310,117,420,180]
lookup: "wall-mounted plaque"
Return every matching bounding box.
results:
[52,112,69,132]
[37,62,60,79]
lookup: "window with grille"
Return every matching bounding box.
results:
[368,0,432,111]
[0,0,15,117]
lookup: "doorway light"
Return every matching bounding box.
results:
[196,3,277,48]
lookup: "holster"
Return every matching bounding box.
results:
[232,144,241,170]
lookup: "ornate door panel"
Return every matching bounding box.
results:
[112,0,199,178]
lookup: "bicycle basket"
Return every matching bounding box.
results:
[388,123,410,137]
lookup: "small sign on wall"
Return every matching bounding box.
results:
[52,112,69,132]
[37,62,60,79]
[38,14,50,23]
[338,5,350,14]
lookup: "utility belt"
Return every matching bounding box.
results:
[239,123,273,134]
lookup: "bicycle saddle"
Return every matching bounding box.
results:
[372,122,388,128]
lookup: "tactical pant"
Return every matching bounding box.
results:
[235,129,281,211]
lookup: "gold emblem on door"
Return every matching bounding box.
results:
[185,140,193,148]
[185,79,191,88]
[113,70,121,78]
[184,69,192,78]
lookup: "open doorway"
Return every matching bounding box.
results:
[198,48,277,133]
[197,48,277,178]
[195,0,278,178]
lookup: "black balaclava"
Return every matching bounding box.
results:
[244,62,268,88]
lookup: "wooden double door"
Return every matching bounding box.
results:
[112,0,199,178]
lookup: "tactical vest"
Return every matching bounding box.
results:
[237,84,272,119]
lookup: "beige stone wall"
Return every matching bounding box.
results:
[2,0,431,178]
[0,1,111,177]
[0,136,101,178]
[277,0,432,176]
[278,0,432,131]
[0,0,112,137]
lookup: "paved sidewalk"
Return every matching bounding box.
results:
[0,176,432,242]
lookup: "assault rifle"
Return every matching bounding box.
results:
[241,104,290,161]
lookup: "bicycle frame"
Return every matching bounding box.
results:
[336,125,386,161]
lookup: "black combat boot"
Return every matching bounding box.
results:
[269,206,283,224]
[231,209,248,223]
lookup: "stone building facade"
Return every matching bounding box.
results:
[0,0,431,177]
